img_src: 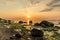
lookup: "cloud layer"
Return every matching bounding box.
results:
[0,0,60,21]
[41,0,60,12]
[0,0,60,12]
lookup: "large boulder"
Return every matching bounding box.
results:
[15,33,21,40]
[19,21,23,24]
[31,28,43,37]
[34,23,40,26]
[40,20,54,27]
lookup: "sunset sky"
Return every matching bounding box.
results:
[0,0,60,21]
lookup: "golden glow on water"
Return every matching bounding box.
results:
[26,26,32,30]
[26,15,30,25]
[27,20,29,25]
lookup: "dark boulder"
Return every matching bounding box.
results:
[31,28,43,37]
[10,37,14,40]
[15,33,21,40]
[34,23,40,26]
[40,20,54,27]
[19,21,23,24]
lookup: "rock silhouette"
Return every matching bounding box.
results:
[31,28,43,37]
[15,33,21,40]
[40,20,54,27]
[31,28,44,40]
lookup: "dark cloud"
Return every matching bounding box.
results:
[41,0,60,12]
[30,0,41,4]
[47,0,60,6]
[5,0,20,2]
[52,5,60,7]
[6,0,15,1]
[40,7,53,12]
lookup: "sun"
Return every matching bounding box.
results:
[27,15,30,18]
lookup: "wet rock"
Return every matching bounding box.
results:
[10,37,14,40]
[34,23,40,26]
[40,20,54,27]
[31,28,44,40]
[15,33,21,40]
[31,28,43,37]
